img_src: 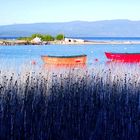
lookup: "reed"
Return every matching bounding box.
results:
[0,64,140,140]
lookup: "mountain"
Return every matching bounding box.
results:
[0,20,140,37]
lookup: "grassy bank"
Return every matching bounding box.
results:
[0,65,140,140]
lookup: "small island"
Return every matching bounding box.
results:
[0,33,96,45]
[0,34,65,45]
[1,33,140,46]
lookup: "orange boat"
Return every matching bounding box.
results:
[41,55,87,65]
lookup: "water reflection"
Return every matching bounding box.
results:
[43,63,87,70]
[106,60,140,65]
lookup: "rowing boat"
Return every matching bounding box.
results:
[105,52,140,62]
[41,55,87,65]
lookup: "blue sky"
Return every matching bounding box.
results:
[0,0,140,25]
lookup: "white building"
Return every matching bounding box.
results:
[31,37,42,44]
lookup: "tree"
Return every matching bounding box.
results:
[43,35,54,41]
[17,33,65,42]
[31,34,44,40]
[56,34,64,40]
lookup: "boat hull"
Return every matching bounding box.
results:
[105,52,140,62]
[41,55,87,65]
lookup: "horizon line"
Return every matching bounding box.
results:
[0,19,140,26]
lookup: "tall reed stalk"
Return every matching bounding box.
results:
[0,64,140,140]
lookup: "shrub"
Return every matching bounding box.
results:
[43,34,54,41]
[56,34,64,40]
[31,33,44,39]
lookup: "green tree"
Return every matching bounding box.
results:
[31,33,44,40]
[17,33,65,42]
[56,34,64,40]
[43,35,54,41]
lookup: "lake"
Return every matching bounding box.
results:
[0,44,140,69]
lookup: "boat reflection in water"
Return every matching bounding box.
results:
[105,61,140,67]
[43,64,87,70]
[41,55,87,69]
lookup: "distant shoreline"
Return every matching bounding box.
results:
[1,36,140,41]
[1,36,140,45]
[1,39,140,45]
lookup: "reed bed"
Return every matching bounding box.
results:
[0,64,140,140]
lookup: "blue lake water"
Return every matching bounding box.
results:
[0,44,140,69]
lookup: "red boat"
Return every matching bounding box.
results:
[105,52,140,62]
